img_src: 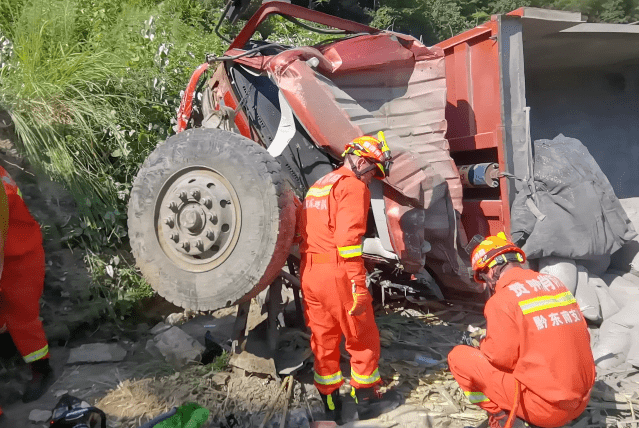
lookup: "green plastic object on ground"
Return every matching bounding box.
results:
[150,403,209,428]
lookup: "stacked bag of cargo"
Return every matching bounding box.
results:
[590,198,639,370]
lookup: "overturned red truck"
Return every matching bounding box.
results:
[128,2,639,311]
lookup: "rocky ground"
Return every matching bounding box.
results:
[1,118,638,428]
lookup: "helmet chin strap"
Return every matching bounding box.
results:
[347,155,378,179]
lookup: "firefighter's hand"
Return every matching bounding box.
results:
[348,280,371,316]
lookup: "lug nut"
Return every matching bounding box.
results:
[206,230,215,241]
[181,241,190,252]
[195,239,204,251]
[191,189,201,200]
[165,217,175,228]
[179,191,188,201]
[202,198,213,209]
[208,213,218,224]
[168,201,179,212]
[170,233,179,242]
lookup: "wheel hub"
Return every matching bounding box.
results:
[180,206,205,234]
[156,167,241,271]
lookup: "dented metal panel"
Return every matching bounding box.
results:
[264,33,463,272]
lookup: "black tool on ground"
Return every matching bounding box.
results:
[200,330,224,365]
[50,394,107,428]
[138,407,177,428]
[460,331,475,347]
[221,413,239,428]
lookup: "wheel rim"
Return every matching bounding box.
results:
[155,166,241,272]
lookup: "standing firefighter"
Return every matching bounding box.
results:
[448,233,595,428]
[298,132,401,423]
[0,165,53,407]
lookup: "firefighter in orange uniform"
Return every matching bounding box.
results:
[298,132,401,424]
[0,165,53,406]
[448,233,595,428]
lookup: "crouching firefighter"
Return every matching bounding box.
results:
[0,165,53,409]
[298,132,402,424]
[448,233,595,428]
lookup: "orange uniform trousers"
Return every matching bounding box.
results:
[301,252,381,395]
[449,345,590,427]
[0,246,48,364]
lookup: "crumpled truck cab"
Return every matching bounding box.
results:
[128,2,639,311]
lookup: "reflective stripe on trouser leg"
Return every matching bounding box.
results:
[464,391,491,403]
[24,344,49,363]
[351,367,381,386]
[448,345,501,414]
[314,371,343,387]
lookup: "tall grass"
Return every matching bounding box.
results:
[0,0,225,250]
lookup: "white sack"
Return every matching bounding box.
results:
[590,274,620,320]
[601,271,639,309]
[592,301,639,369]
[610,198,639,272]
[575,265,602,322]
[626,327,639,368]
[539,257,578,294]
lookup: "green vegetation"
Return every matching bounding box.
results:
[369,0,639,44]
[0,0,229,317]
[1,0,638,317]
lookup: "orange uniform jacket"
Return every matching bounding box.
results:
[0,167,42,257]
[300,166,368,287]
[481,267,595,404]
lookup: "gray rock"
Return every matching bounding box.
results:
[28,409,52,423]
[180,314,235,347]
[67,343,127,364]
[145,339,163,359]
[154,326,204,368]
[150,321,171,335]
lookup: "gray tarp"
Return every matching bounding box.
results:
[511,134,637,259]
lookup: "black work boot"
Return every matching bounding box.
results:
[23,358,54,403]
[320,390,343,424]
[351,385,403,420]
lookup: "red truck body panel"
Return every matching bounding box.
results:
[436,20,511,240]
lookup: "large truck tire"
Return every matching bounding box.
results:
[128,128,296,311]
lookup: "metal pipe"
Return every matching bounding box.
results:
[459,162,500,188]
